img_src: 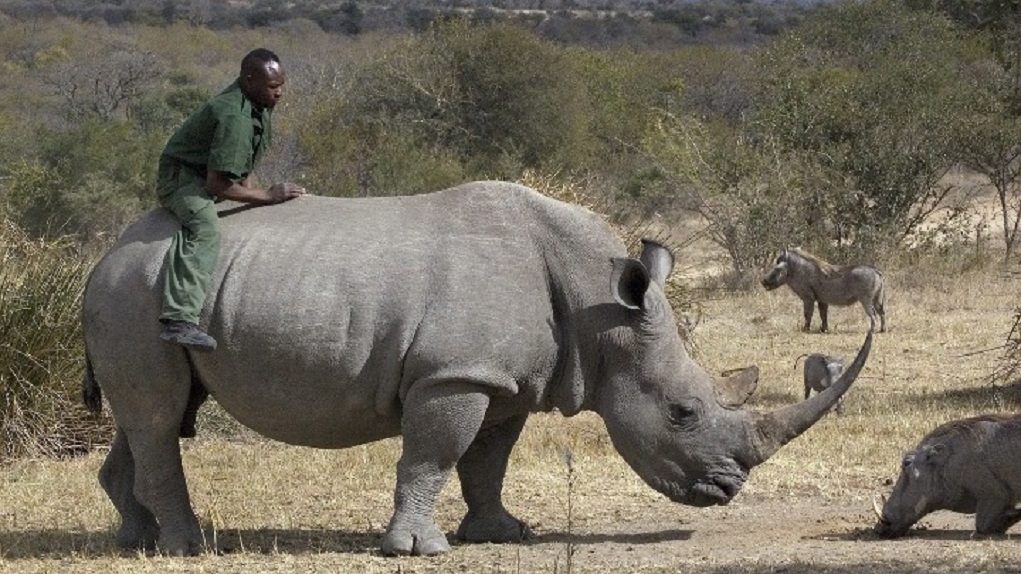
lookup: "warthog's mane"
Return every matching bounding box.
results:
[787,247,840,279]
[923,414,1021,446]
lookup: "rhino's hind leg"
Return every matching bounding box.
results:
[381,382,491,556]
[122,426,204,555]
[455,413,531,544]
[100,429,159,550]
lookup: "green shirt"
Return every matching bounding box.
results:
[161,79,272,182]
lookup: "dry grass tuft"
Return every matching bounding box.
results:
[0,221,113,460]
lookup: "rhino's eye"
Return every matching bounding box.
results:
[667,403,697,426]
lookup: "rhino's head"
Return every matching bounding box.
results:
[760,248,790,291]
[873,444,947,538]
[595,240,870,507]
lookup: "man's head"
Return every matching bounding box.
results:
[240,48,285,110]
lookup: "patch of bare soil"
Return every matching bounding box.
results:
[497,495,1020,574]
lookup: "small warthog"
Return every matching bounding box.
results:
[761,247,886,333]
[795,353,845,414]
[874,414,1021,538]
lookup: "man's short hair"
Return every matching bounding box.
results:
[241,48,280,72]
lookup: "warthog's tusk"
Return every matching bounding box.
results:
[871,494,887,522]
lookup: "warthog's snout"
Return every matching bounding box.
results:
[760,274,782,290]
[872,494,909,538]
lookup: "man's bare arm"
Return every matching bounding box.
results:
[206,170,304,204]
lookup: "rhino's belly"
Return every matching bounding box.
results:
[195,352,404,449]
[209,381,403,448]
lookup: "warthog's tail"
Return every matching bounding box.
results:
[82,353,103,414]
[792,353,809,371]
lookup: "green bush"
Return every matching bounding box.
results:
[0,220,111,460]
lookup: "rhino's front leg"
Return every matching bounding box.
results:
[456,413,531,544]
[382,381,490,556]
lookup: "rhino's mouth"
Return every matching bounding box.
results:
[655,475,745,507]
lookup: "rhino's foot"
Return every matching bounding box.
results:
[114,522,159,551]
[152,521,205,556]
[156,534,204,557]
[456,509,532,544]
[381,523,450,556]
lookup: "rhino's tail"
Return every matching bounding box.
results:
[82,354,103,414]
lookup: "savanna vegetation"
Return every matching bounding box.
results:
[2,0,1021,569]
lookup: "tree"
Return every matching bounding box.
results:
[297,21,594,195]
[754,0,979,256]
[961,96,1021,260]
[642,112,838,278]
[908,0,1021,111]
[45,46,161,122]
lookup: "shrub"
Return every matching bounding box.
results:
[0,220,111,460]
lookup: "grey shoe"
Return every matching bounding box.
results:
[160,320,217,351]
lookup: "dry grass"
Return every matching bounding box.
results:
[0,222,111,460]
[1,243,1020,572]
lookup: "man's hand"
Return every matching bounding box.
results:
[268,182,306,203]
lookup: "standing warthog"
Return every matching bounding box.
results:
[761,247,886,333]
[82,181,871,557]
[874,414,1021,538]
[796,353,845,414]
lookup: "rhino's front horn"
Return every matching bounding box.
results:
[748,330,872,465]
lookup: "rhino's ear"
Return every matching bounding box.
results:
[716,366,759,408]
[611,258,650,310]
[639,239,674,287]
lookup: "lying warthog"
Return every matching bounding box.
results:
[874,414,1021,538]
[795,353,845,414]
[82,181,871,557]
[761,247,886,333]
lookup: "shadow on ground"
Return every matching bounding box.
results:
[807,525,983,543]
[0,527,379,559]
[0,525,693,560]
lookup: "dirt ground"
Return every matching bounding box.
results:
[491,493,1021,574]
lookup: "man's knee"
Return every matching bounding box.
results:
[183,205,221,243]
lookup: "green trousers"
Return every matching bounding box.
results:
[156,156,221,325]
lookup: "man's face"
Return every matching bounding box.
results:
[243,61,286,110]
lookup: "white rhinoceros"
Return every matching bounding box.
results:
[82,180,870,556]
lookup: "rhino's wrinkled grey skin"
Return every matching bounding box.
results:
[82,181,871,557]
[761,247,886,333]
[875,414,1021,538]
[798,353,845,414]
